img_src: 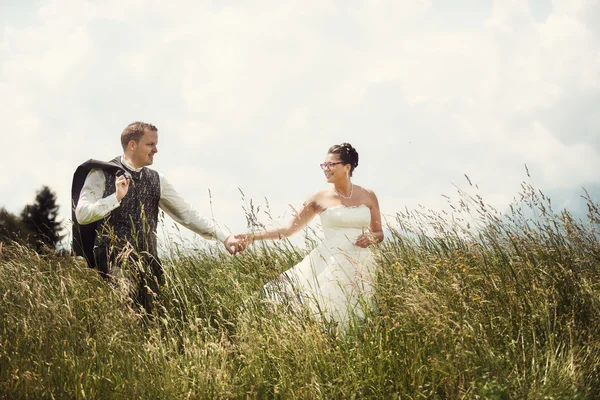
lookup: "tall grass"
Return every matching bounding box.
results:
[1,182,599,398]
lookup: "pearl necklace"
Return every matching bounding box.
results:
[335,184,353,200]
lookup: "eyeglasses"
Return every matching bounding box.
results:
[320,162,345,170]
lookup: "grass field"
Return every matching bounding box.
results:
[1,182,599,399]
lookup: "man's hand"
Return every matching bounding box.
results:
[115,175,130,201]
[223,235,246,255]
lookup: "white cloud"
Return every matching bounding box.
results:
[0,0,599,247]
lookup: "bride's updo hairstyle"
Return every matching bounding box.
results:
[328,143,359,176]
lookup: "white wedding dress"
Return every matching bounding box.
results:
[264,204,376,324]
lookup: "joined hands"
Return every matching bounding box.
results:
[224,235,247,255]
[234,233,254,246]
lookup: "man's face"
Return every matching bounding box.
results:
[132,130,158,167]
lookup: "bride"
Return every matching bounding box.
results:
[238,143,383,324]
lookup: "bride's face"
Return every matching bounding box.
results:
[321,153,349,183]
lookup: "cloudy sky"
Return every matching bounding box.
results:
[1,0,599,248]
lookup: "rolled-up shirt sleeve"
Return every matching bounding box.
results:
[158,174,231,243]
[75,169,120,225]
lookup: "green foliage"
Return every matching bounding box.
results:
[21,186,64,252]
[1,182,599,398]
[0,207,32,244]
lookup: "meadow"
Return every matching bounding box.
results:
[1,182,599,399]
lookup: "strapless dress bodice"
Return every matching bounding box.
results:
[320,204,371,245]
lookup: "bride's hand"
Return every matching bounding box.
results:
[355,232,375,248]
[235,233,254,246]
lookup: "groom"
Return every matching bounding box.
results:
[73,121,244,312]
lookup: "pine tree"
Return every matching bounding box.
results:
[21,186,64,251]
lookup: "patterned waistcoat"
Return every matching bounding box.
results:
[95,157,161,256]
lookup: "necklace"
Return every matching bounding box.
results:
[335,184,353,200]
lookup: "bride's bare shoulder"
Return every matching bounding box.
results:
[303,189,333,212]
[355,185,379,203]
[353,184,375,196]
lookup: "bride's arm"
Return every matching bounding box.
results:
[241,198,319,244]
[355,190,384,248]
[370,193,384,242]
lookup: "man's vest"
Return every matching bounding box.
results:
[71,157,160,268]
[95,158,161,257]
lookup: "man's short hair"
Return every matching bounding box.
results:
[121,122,158,150]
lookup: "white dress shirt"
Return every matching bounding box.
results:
[75,157,230,243]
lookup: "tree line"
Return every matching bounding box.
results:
[0,186,64,253]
